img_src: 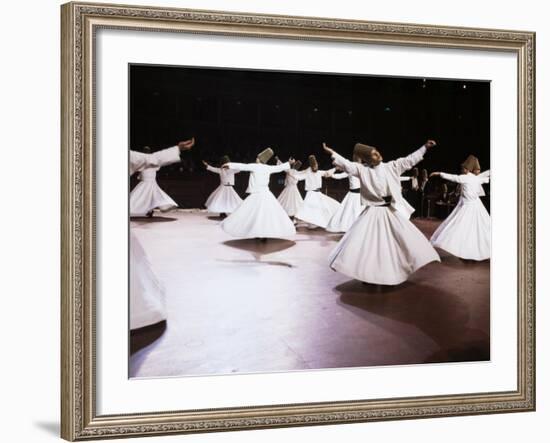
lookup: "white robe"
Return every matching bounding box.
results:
[221,162,296,238]
[130,167,177,216]
[326,172,365,233]
[430,172,491,260]
[328,146,440,285]
[205,165,243,213]
[293,168,340,228]
[129,230,166,329]
[129,146,181,329]
[277,169,305,216]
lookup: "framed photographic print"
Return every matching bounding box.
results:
[61,1,536,440]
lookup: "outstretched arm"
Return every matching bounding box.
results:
[152,138,195,168]
[322,142,361,177]
[130,138,195,175]
[478,169,491,179]
[431,171,465,184]
[330,170,349,180]
[389,139,436,176]
[203,161,221,174]
[268,159,292,173]
[222,162,256,172]
[130,151,159,175]
[321,168,337,178]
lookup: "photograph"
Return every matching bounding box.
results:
[60,2,535,439]
[128,64,491,378]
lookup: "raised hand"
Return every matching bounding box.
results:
[178,137,195,151]
[322,142,334,155]
[202,160,208,167]
[425,140,437,149]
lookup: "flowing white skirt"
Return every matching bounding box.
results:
[205,185,243,213]
[130,181,177,216]
[221,190,296,238]
[295,191,340,228]
[329,206,440,285]
[326,191,365,233]
[129,231,166,329]
[430,198,491,260]
[277,184,304,216]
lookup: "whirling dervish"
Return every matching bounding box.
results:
[326,167,366,233]
[220,148,297,239]
[293,154,340,229]
[130,147,178,217]
[276,158,305,220]
[429,155,491,261]
[323,140,440,286]
[203,155,243,218]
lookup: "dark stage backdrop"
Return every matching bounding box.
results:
[129,64,490,209]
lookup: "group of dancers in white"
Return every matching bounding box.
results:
[129,137,491,328]
[203,149,370,235]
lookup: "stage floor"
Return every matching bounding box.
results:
[130,211,490,378]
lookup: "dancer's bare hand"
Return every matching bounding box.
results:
[202,160,208,167]
[178,137,195,151]
[425,140,437,149]
[322,142,334,155]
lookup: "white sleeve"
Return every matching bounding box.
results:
[331,152,361,177]
[331,171,349,180]
[478,175,490,184]
[440,172,466,184]
[206,165,221,174]
[291,169,307,180]
[151,146,181,168]
[321,168,337,177]
[227,162,256,172]
[268,162,291,173]
[389,145,427,176]
[400,176,412,182]
[478,169,491,178]
[130,151,159,175]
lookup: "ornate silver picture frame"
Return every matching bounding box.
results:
[61,1,535,440]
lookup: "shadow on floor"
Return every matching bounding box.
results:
[130,320,167,355]
[335,280,489,364]
[217,258,294,268]
[130,216,178,223]
[223,239,296,255]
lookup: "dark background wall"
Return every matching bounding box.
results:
[130,64,490,208]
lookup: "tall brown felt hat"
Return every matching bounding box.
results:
[220,155,230,165]
[308,155,319,171]
[461,155,479,172]
[353,143,376,162]
[257,148,274,164]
